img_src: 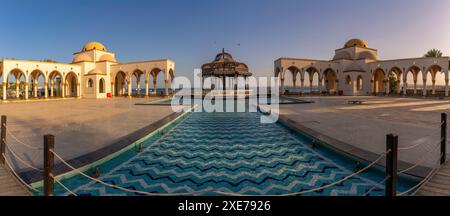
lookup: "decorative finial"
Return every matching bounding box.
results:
[222,48,225,54]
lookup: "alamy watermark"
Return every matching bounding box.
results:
[170,69,280,123]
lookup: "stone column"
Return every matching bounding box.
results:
[280,78,285,95]
[153,79,157,96]
[309,80,313,93]
[25,82,29,99]
[2,82,7,100]
[318,78,323,93]
[111,82,114,97]
[15,80,20,99]
[145,80,149,97]
[402,79,407,95]
[423,79,427,96]
[34,81,38,98]
[300,79,304,94]
[62,82,66,98]
[137,77,141,96]
[77,82,81,97]
[385,79,389,95]
[446,78,449,97]
[164,80,169,96]
[432,79,436,95]
[413,80,417,95]
[396,80,401,94]
[292,79,296,90]
[50,80,54,97]
[44,81,48,98]
[127,80,132,97]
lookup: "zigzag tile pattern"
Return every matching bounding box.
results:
[69,112,385,196]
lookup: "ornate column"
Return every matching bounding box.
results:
[24,82,29,99]
[423,78,427,96]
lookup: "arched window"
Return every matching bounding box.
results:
[345,75,352,85]
[99,78,105,93]
[87,79,94,88]
[357,76,363,90]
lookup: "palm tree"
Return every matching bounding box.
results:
[424,49,443,57]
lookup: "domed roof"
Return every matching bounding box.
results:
[214,48,235,62]
[99,54,117,62]
[82,41,107,52]
[72,54,92,63]
[344,38,368,48]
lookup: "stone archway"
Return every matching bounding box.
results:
[65,72,78,97]
[373,68,385,94]
[114,71,127,96]
[323,68,337,93]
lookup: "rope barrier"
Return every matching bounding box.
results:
[363,176,389,196]
[4,141,43,172]
[398,128,441,151]
[2,153,40,193]
[398,140,441,174]
[5,127,43,151]
[54,178,77,196]
[215,152,387,196]
[397,166,439,196]
[50,149,212,196]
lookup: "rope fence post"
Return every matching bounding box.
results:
[385,133,398,196]
[441,113,447,165]
[0,115,6,164]
[44,134,55,196]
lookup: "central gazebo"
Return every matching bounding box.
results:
[201,49,252,93]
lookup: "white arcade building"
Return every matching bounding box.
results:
[275,39,450,96]
[0,41,175,100]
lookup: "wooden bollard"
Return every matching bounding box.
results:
[44,134,55,196]
[385,134,398,196]
[0,115,6,164]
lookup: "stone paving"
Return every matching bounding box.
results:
[0,97,175,172]
[275,96,449,167]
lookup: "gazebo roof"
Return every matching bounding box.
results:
[201,49,252,77]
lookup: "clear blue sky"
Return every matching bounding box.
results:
[1,0,450,81]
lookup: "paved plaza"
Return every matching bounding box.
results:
[0,97,175,172]
[277,96,449,167]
